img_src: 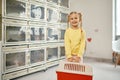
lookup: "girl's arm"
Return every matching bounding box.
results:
[78,29,86,57]
[64,29,72,59]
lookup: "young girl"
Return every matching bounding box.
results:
[64,12,86,63]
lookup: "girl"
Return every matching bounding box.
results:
[64,12,86,63]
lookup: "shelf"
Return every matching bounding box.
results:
[0,0,69,80]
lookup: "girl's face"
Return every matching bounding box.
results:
[69,13,80,27]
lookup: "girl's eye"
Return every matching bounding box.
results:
[75,17,78,19]
[70,18,73,20]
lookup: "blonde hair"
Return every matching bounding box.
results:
[67,12,82,28]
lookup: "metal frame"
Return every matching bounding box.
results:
[3,0,29,20]
[29,22,47,43]
[46,5,59,23]
[2,45,28,73]
[3,19,28,45]
[29,0,46,22]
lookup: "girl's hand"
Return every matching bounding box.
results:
[67,57,73,62]
[73,56,81,62]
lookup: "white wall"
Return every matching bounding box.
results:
[69,0,113,59]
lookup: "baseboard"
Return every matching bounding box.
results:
[83,56,112,63]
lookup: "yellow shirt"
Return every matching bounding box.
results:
[64,27,86,58]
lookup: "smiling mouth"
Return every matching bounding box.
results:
[72,22,78,24]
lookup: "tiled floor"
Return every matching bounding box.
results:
[14,58,120,80]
